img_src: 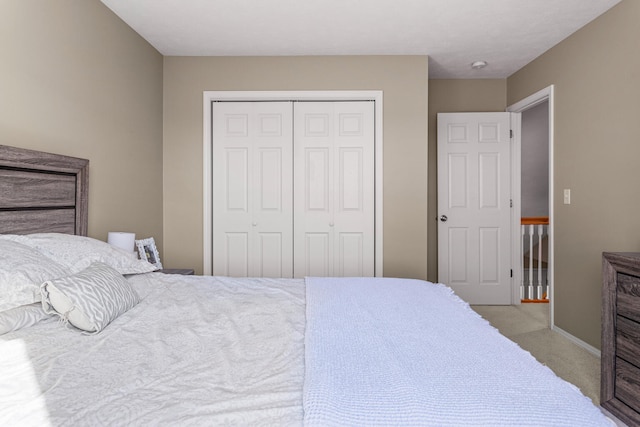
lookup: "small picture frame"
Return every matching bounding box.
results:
[135,237,163,269]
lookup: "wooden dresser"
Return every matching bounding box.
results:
[602,252,640,426]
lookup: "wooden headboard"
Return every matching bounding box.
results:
[0,145,89,235]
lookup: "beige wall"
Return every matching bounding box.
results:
[427,80,507,282]
[163,56,429,276]
[508,0,639,349]
[0,0,164,245]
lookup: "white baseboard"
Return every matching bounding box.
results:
[551,325,601,358]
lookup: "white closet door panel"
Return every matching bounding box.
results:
[212,102,293,277]
[225,149,249,211]
[305,148,331,211]
[257,148,283,211]
[338,232,364,276]
[294,101,374,278]
[257,232,284,277]
[304,233,331,277]
[339,148,362,210]
[225,232,249,277]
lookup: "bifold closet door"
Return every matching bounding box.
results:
[212,102,293,277]
[293,101,375,277]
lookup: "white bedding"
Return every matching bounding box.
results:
[303,277,612,426]
[0,274,306,426]
[0,274,612,426]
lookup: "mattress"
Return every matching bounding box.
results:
[0,274,613,426]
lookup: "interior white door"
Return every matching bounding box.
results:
[212,101,293,277]
[294,101,375,277]
[437,112,513,304]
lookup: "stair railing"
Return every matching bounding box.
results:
[521,217,549,302]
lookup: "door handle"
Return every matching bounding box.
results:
[439,215,448,222]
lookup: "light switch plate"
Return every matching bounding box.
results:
[563,189,571,204]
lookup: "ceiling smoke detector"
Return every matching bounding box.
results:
[471,61,488,70]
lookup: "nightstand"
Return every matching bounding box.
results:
[157,269,195,275]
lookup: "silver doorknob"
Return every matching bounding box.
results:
[252,222,257,226]
[329,222,334,227]
[439,215,448,222]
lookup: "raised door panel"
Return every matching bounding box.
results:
[448,154,468,209]
[224,232,249,277]
[304,148,331,212]
[479,227,500,283]
[304,233,331,276]
[225,149,249,212]
[257,148,283,212]
[447,227,469,284]
[257,232,284,277]
[338,232,364,277]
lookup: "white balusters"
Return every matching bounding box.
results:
[520,219,548,302]
[528,225,534,300]
[537,224,544,300]
[520,225,525,301]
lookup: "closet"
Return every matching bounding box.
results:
[212,100,375,278]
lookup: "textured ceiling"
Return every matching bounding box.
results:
[100,0,620,79]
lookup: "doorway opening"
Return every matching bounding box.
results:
[520,101,549,303]
[508,86,555,326]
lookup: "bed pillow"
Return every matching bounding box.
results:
[0,239,70,311]
[0,303,51,335]
[1,233,157,275]
[41,262,140,334]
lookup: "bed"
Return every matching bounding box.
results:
[0,145,614,426]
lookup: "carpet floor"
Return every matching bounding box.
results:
[470,304,601,405]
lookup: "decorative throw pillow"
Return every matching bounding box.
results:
[1,233,157,275]
[0,239,70,311]
[41,262,140,334]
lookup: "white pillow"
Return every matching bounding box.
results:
[1,233,157,275]
[41,262,140,334]
[0,303,50,335]
[0,239,70,311]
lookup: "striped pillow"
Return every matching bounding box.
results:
[41,262,140,334]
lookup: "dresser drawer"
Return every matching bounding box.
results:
[617,273,640,323]
[616,357,640,414]
[617,315,640,364]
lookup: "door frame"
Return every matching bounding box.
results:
[507,85,555,321]
[202,90,384,276]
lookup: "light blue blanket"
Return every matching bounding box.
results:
[303,277,612,426]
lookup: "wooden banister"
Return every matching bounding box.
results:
[521,216,549,225]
